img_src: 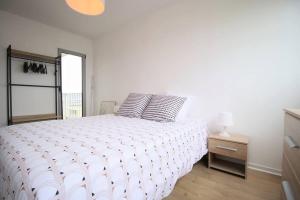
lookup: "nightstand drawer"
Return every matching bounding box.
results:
[209,139,247,160]
[282,155,300,200]
[285,113,300,147]
[284,140,300,180]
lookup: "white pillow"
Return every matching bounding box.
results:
[176,97,192,121]
[165,92,194,121]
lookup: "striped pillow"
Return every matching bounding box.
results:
[117,93,152,118]
[141,95,187,122]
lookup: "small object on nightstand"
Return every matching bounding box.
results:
[208,134,249,178]
[218,112,234,137]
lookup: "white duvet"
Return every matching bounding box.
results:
[0,115,207,200]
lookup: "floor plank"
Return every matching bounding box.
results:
[165,160,281,200]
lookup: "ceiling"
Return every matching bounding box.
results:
[0,0,174,39]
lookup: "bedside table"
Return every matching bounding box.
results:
[208,134,249,178]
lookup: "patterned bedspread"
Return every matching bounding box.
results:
[0,115,207,200]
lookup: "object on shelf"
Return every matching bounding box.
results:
[23,62,29,73]
[38,64,44,73]
[32,63,38,73]
[23,62,48,74]
[29,62,33,72]
[44,65,47,74]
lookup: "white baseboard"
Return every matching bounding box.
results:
[248,162,281,176]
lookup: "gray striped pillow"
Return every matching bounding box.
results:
[141,95,187,122]
[117,93,152,118]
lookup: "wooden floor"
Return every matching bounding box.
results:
[165,160,281,200]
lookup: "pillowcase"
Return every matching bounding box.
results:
[175,96,192,121]
[165,92,194,121]
[141,95,187,122]
[117,93,152,118]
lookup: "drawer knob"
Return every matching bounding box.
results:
[285,136,299,149]
[216,145,237,152]
[282,181,295,200]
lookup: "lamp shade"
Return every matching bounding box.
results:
[66,0,105,16]
[218,112,234,127]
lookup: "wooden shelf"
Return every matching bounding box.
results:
[10,49,58,64]
[209,156,246,177]
[11,114,62,124]
[7,45,62,126]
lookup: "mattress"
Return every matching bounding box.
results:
[0,115,208,200]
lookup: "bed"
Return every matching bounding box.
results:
[0,115,208,200]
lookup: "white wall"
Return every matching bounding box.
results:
[0,11,94,126]
[94,0,300,173]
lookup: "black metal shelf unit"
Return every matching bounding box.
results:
[7,45,63,125]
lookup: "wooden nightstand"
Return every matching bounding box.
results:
[208,134,249,178]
